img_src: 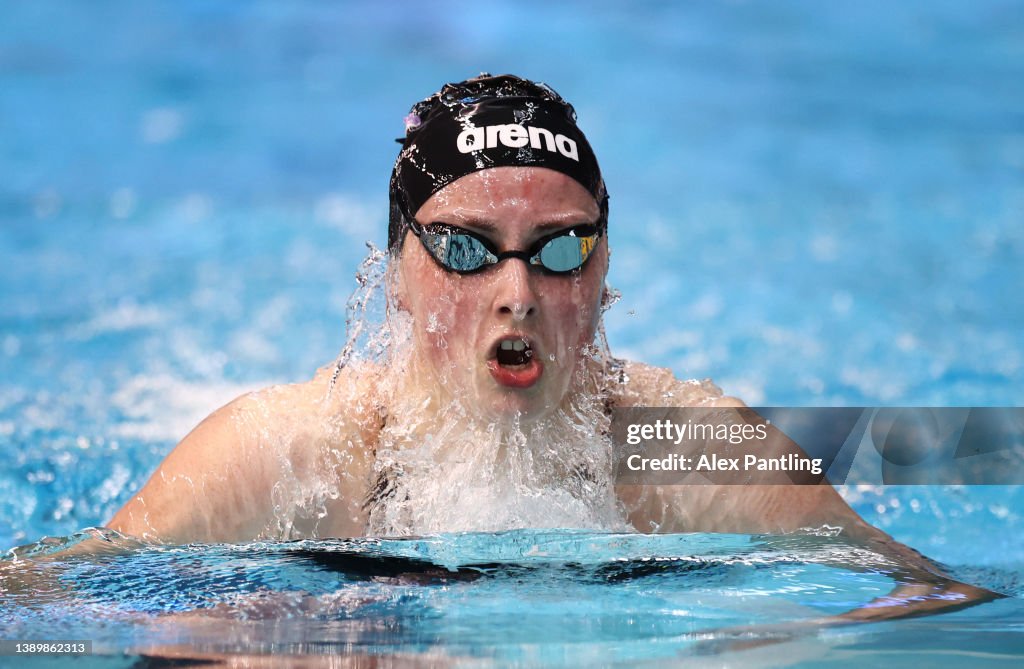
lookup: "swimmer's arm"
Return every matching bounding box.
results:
[5,403,278,600]
[612,366,1001,623]
[689,397,1002,618]
[650,448,1002,645]
[615,380,883,537]
[106,393,280,544]
[694,575,1003,654]
[697,399,997,588]
[695,550,1002,654]
[826,576,1002,624]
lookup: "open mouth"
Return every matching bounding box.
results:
[495,337,533,366]
[488,336,543,389]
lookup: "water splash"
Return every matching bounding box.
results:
[291,245,638,537]
[328,242,391,393]
[2,527,143,561]
[365,385,629,536]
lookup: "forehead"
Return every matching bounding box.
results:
[416,167,599,230]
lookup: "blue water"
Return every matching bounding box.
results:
[2,0,1022,665]
[2,529,1021,666]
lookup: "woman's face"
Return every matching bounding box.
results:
[396,166,608,423]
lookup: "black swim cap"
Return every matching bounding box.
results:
[388,74,608,253]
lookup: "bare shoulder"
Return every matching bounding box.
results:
[192,363,379,447]
[609,363,878,537]
[306,360,387,429]
[107,361,385,543]
[105,388,277,543]
[610,360,744,408]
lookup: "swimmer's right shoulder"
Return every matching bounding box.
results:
[107,389,283,543]
[107,362,385,543]
[236,360,387,433]
[309,360,388,436]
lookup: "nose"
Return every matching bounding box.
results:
[491,258,539,321]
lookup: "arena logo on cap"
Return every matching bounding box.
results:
[456,124,579,161]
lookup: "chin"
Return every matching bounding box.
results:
[477,386,555,425]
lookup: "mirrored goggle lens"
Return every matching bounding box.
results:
[422,231,495,272]
[534,232,599,273]
[419,226,601,274]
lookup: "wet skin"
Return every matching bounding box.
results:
[396,166,607,423]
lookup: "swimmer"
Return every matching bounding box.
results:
[104,74,997,622]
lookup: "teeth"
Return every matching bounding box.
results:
[495,338,533,366]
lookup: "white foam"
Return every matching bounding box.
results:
[72,300,166,337]
[110,374,267,443]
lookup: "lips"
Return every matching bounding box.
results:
[487,335,544,389]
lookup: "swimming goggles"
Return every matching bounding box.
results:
[408,219,605,275]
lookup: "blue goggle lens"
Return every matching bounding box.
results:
[414,224,602,274]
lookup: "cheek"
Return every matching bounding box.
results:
[403,259,476,352]
[540,274,604,350]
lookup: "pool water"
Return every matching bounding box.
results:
[2,0,1022,665]
[3,529,1021,666]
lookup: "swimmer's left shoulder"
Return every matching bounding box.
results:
[609,360,741,408]
[707,395,746,408]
